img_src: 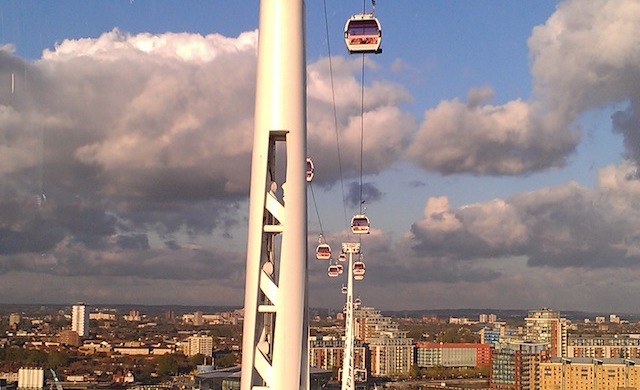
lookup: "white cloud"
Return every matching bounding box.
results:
[415,197,462,234]
[43,28,258,62]
[409,163,640,269]
[409,0,640,175]
[409,95,579,174]
[306,56,416,182]
[0,28,418,291]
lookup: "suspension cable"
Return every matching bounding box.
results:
[309,183,325,237]
[323,0,351,233]
[359,53,365,215]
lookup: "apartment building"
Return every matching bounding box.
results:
[490,341,548,390]
[184,335,214,357]
[308,335,366,374]
[71,303,89,338]
[354,307,413,377]
[568,334,640,358]
[415,342,491,368]
[525,308,568,357]
[540,357,640,390]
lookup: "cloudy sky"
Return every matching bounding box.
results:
[1,0,640,314]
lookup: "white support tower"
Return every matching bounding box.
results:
[341,243,360,390]
[240,0,308,389]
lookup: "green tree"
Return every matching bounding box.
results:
[47,351,69,369]
[190,353,206,367]
[215,353,236,368]
[25,349,47,366]
[409,365,420,379]
[154,354,179,379]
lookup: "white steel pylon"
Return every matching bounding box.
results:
[341,242,360,390]
[240,0,308,389]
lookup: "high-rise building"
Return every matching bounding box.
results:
[490,341,548,390]
[354,307,414,376]
[8,313,21,328]
[480,327,502,347]
[193,311,204,326]
[185,335,213,357]
[124,310,141,322]
[71,303,89,337]
[525,308,568,357]
[308,335,366,374]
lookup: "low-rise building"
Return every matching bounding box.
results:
[113,346,151,356]
[58,330,80,346]
[415,342,491,368]
[17,367,44,390]
[568,334,640,358]
[540,357,640,390]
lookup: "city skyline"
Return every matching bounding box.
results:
[1,0,640,312]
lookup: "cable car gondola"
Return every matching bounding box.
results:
[316,243,331,260]
[344,13,382,54]
[328,264,340,278]
[353,261,365,280]
[306,158,314,182]
[336,263,344,274]
[338,253,347,262]
[351,214,370,234]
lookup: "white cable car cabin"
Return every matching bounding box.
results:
[353,261,366,276]
[328,264,340,278]
[306,158,314,182]
[344,14,382,54]
[316,243,331,260]
[338,253,347,262]
[341,285,348,294]
[351,214,371,234]
[336,263,344,274]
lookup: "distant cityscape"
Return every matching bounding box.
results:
[2,304,640,389]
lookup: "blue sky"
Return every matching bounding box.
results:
[1,0,640,315]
